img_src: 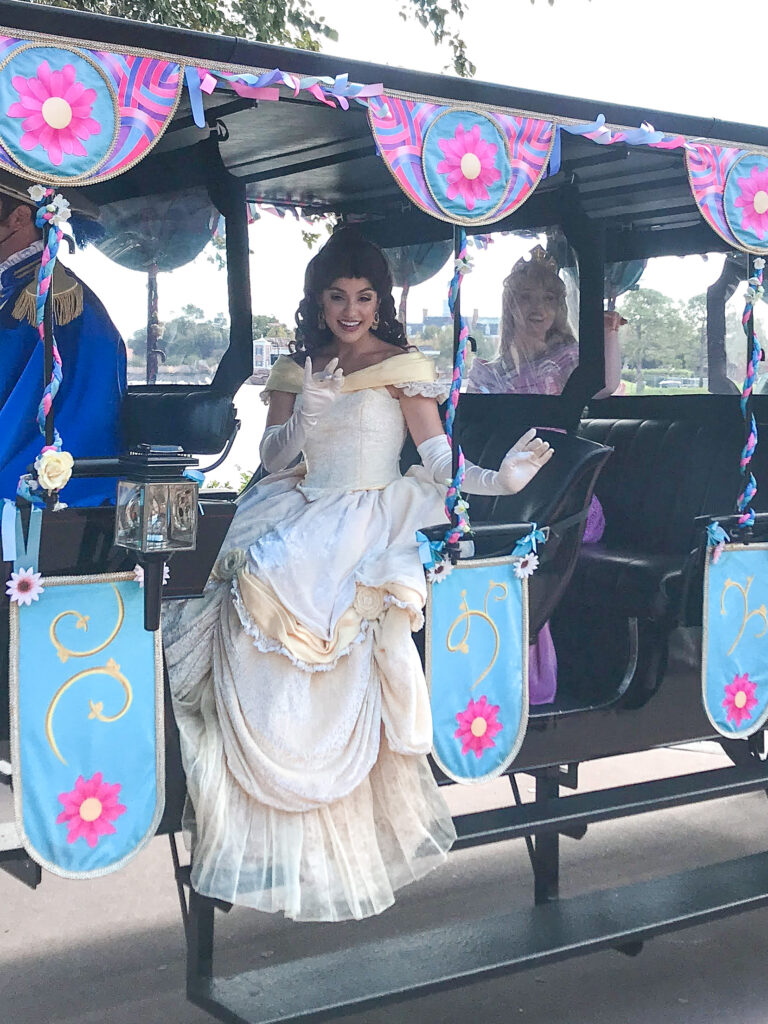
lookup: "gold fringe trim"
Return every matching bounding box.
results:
[12,265,83,327]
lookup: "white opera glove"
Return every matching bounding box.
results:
[417,429,553,496]
[259,357,344,473]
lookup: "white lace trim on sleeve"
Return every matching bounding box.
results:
[393,379,451,401]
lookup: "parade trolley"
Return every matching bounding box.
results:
[1,0,768,1020]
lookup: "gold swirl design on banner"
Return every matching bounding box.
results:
[446,580,508,690]
[45,657,133,765]
[49,584,125,663]
[721,576,768,656]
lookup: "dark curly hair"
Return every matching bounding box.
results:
[294,227,408,357]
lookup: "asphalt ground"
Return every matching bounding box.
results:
[3,744,768,1024]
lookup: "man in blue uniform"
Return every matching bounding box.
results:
[0,170,126,506]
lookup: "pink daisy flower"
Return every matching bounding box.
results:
[5,567,44,606]
[436,123,501,212]
[454,694,503,758]
[7,60,101,167]
[722,672,759,728]
[734,164,768,241]
[56,772,126,848]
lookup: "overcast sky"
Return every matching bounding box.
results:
[64,0,763,341]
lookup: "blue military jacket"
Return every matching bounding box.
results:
[0,244,127,506]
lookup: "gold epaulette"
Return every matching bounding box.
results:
[12,262,83,327]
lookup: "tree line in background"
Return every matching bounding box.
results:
[126,289,751,388]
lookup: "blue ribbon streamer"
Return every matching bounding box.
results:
[415,530,445,570]
[512,524,547,558]
[706,521,730,547]
[184,67,206,129]
[2,499,17,563]
[13,506,42,573]
[548,126,561,177]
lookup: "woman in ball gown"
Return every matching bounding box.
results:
[467,245,623,705]
[466,244,623,398]
[164,229,552,922]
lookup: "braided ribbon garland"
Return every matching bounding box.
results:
[737,257,765,529]
[443,229,473,547]
[16,187,71,504]
[33,188,67,449]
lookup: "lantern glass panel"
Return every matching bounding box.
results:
[144,482,171,550]
[115,480,143,549]
[169,481,198,549]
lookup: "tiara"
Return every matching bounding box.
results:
[511,244,559,274]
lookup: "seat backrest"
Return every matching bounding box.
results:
[122,386,238,455]
[580,417,750,556]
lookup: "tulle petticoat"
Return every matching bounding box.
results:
[181,732,455,922]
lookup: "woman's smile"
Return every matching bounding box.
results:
[321,276,378,344]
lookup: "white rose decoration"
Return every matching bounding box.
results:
[211,547,247,582]
[353,585,386,621]
[35,450,74,492]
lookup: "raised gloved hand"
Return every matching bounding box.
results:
[417,428,553,496]
[299,356,345,425]
[259,356,345,473]
[497,428,554,494]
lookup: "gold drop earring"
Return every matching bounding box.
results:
[372,310,380,330]
[317,310,326,329]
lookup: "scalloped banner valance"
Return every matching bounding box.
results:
[0,37,183,184]
[368,97,555,227]
[0,34,384,186]
[686,144,768,255]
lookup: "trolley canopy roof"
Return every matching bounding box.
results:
[0,0,767,259]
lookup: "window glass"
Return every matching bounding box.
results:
[612,252,768,396]
[62,187,231,386]
[401,227,580,392]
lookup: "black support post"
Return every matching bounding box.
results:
[532,766,560,905]
[187,890,215,994]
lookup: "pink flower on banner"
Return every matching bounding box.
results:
[436,123,501,211]
[722,672,759,728]
[734,164,768,240]
[454,694,503,758]
[5,567,44,606]
[56,772,126,848]
[7,60,101,166]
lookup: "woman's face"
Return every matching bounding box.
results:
[512,279,558,341]
[320,277,379,346]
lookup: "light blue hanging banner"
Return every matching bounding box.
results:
[702,543,768,738]
[10,572,164,878]
[426,555,529,784]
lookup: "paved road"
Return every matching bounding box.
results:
[3,745,768,1024]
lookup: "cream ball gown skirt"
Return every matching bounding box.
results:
[163,384,457,922]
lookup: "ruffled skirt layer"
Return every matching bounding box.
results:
[164,466,456,921]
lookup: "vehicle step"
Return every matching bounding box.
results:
[189,850,768,1024]
[453,763,768,849]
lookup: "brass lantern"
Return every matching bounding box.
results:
[114,445,200,630]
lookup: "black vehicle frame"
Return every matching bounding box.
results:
[0,2,767,1022]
